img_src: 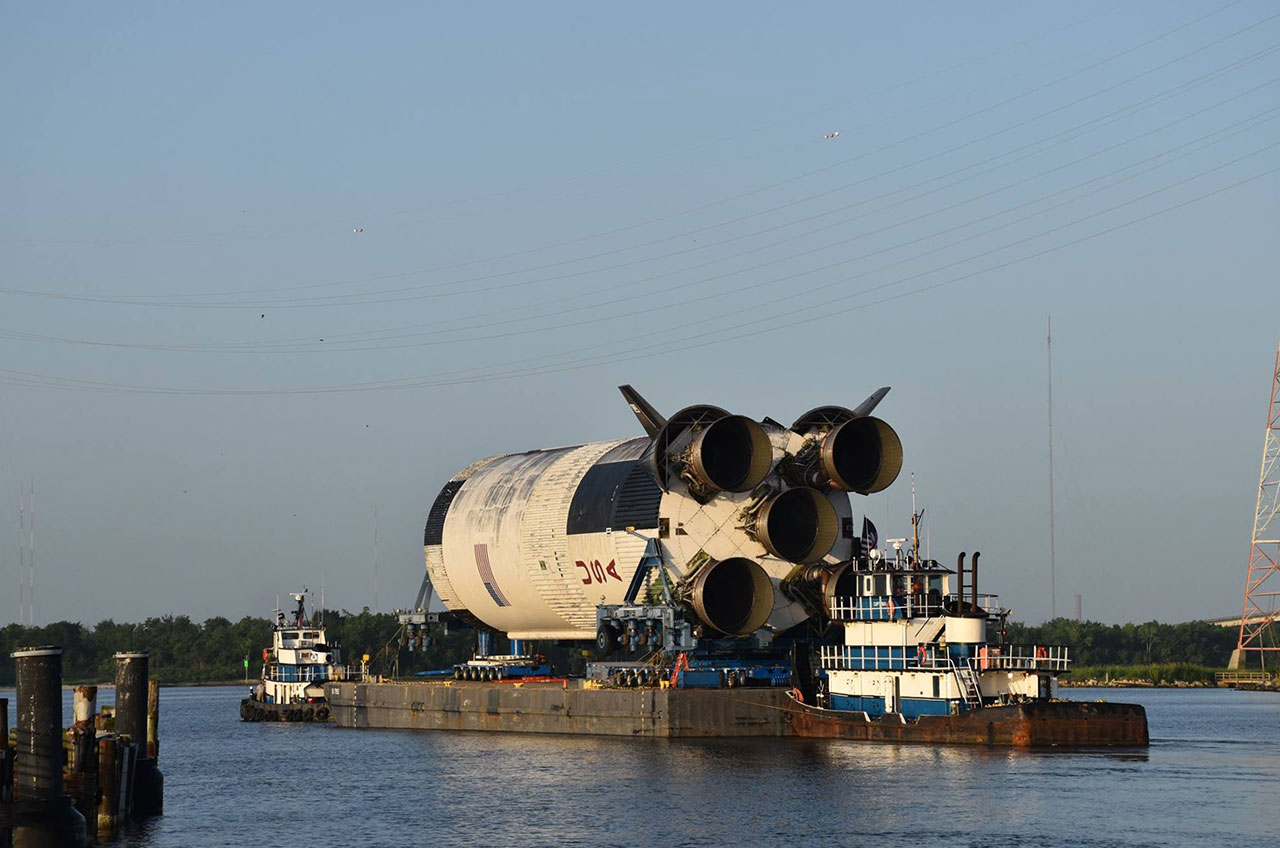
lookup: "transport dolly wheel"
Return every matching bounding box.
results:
[596,623,620,655]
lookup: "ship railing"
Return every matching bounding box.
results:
[829,593,1002,621]
[830,595,946,621]
[973,645,1070,672]
[818,644,1069,673]
[264,665,340,683]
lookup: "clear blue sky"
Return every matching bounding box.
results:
[2,1,1278,627]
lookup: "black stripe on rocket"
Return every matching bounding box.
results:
[566,459,662,535]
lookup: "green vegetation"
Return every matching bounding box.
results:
[0,613,1241,686]
[1004,618,1237,667]
[1003,618,1238,685]
[1065,664,1222,686]
[0,609,464,686]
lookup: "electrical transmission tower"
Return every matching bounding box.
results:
[1233,333,1280,669]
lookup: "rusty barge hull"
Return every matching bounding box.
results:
[787,698,1149,747]
[325,680,1147,745]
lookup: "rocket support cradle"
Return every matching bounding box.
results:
[422,387,902,642]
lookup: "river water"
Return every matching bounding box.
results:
[6,685,1279,846]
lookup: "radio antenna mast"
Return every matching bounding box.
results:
[28,481,34,626]
[1048,316,1057,620]
[18,489,26,624]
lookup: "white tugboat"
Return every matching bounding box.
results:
[785,526,1148,747]
[240,588,346,722]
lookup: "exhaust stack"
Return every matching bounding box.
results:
[754,487,839,563]
[688,557,774,636]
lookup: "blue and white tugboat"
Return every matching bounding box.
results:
[786,525,1148,747]
[240,588,345,723]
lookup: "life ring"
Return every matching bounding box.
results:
[916,644,927,665]
[262,648,270,663]
[789,687,804,704]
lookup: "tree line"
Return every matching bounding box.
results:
[1,613,1240,685]
[1004,617,1238,667]
[0,608,428,685]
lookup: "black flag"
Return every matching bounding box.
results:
[860,517,878,557]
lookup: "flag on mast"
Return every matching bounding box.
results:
[860,517,879,557]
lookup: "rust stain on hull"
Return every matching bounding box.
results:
[786,698,1148,747]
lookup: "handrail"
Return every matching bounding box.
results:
[818,643,1069,672]
[829,593,1003,621]
[976,644,1070,672]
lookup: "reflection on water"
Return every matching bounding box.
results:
[2,686,1275,846]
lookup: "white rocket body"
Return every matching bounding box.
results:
[423,390,899,641]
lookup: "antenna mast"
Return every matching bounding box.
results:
[17,482,35,625]
[373,505,380,614]
[18,489,26,625]
[1232,331,1280,670]
[1048,316,1057,620]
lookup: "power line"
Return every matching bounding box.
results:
[2,151,1274,396]
[8,87,1277,358]
[4,1,1268,308]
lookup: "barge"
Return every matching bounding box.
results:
[328,385,1146,747]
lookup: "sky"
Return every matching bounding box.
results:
[2,1,1278,628]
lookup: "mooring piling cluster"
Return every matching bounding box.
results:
[1,646,164,848]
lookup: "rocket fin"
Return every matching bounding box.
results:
[618,384,667,438]
[853,387,891,417]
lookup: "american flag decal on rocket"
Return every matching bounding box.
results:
[474,543,510,607]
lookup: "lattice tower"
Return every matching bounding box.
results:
[1236,333,1280,668]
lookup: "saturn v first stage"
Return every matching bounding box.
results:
[422,386,902,642]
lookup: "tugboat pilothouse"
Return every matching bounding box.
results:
[239,588,345,723]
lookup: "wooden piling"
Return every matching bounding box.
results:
[146,681,159,760]
[66,688,98,844]
[94,739,117,841]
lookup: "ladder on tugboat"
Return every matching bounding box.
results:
[952,659,983,710]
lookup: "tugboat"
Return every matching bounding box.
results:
[240,588,346,723]
[785,527,1149,747]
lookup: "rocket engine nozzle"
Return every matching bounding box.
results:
[688,557,774,636]
[819,416,903,494]
[754,486,839,563]
[782,561,859,619]
[687,414,772,494]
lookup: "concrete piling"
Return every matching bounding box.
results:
[2,648,161,846]
[112,654,147,756]
[114,653,161,818]
[2,697,12,848]
[9,647,86,848]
